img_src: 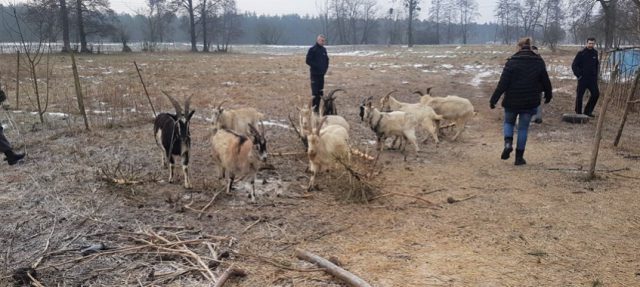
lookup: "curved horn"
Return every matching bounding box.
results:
[161,90,183,117]
[326,88,345,99]
[384,90,398,99]
[316,116,328,135]
[217,100,229,110]
[412,90,424,97]
[184,94,194,114]
[426,87,433,95]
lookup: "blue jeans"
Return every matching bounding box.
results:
[504,108,536,150]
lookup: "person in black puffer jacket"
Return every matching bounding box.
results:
[490,37,553,165]
[0,88,26,165]
[305,34,329,113]
[571,37,599,116]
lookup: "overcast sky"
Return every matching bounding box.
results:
[110,0,497,23]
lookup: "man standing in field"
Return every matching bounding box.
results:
[0,88,25,165]
[571,37,600,117]
[306,34,329,114]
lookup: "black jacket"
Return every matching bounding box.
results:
[490,48,553,110]
[306,43,329,76]
[571,48,599,80]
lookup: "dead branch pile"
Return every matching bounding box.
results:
[21,228,243,286]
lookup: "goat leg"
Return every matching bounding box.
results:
[182,153,192,189]
[226,175,235,194]
[250,175,256,202]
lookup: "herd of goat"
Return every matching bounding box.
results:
[153,88,476,201]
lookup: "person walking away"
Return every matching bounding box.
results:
[571,37,600,117]
[490,38,552,165]
[305,34,329,114]
[0,88,25,165]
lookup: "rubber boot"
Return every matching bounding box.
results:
[515,149,526,166]
[501,137,513,160]
[4,150,25,165]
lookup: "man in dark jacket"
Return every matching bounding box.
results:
[571,37,599,117]
[0,88,25,165]
[305,34,329,113]
[490,38,552,165]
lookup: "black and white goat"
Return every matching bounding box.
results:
[154,91,195,189]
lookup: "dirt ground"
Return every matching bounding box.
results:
[1,45,640,286]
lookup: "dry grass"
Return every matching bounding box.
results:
[1,46,640,286]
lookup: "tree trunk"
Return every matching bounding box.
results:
[60,0,71,52]
[76,0,89,53]
[201,0,209,52]
[614,68,640,146]
[588,66,619,179]
[407,3,414,47]
[15,51,20,109]
[599,0,617,50]
[70,53,90,131]
[188,0,197,52]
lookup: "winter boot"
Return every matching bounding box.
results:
[515,149,526,166]
[501,137,513,160]
[4,150,25,165]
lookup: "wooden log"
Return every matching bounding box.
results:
[614,68,640,146]
[295,248,372,287]
[589,66,619,179]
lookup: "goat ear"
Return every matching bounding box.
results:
[187,110,195,121]
[248,123,259,136]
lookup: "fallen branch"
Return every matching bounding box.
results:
[32,219,56,269]
[198,188,224,219]
[288,113,308,149]
[370,192,440,208]
[213,265,247,287]
[446,195,477,204]
[295,248,373,287]
[236,252,325,272]
[350,148,375,161]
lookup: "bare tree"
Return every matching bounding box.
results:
[172,0,198,51]
[541,0,565,51]
[429,0,443,44]
[215,0,241,52]
[316,0,331,41]
[495,0,521,44]
[442,0,458,44]
[256,17,283,44]
[140,0,174,51]
[597,0,617,49]
[456,0,477,44]
[519,0,545,37]
[404,0,420,47]
[59,0,71,52]
[6,6,49,123]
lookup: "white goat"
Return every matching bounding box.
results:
[360,96,419,159]
[416,88,475,141]
[380,90,443,144]
[305,116,351,191]
[210,123,268,202]
[297,105,350,134]
[211,100,264,135]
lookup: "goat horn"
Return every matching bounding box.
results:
[325,88,345,99]
[184,94,194,115]
[317,116,328,135]
[412,90,424,97]
[217,100,229,110]
[161,90,183,117]
[427,87,433,94]
[384,90,398,99]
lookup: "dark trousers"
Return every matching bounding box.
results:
[575,78,600,115]
[310,74,325,113]
[0,126,12,153]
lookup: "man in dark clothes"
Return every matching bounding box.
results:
[571,37,599,117]
[305,34,329,113]
[490,37,553,165]
[0,88,25,165]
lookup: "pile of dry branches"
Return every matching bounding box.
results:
[16,228,244,286]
